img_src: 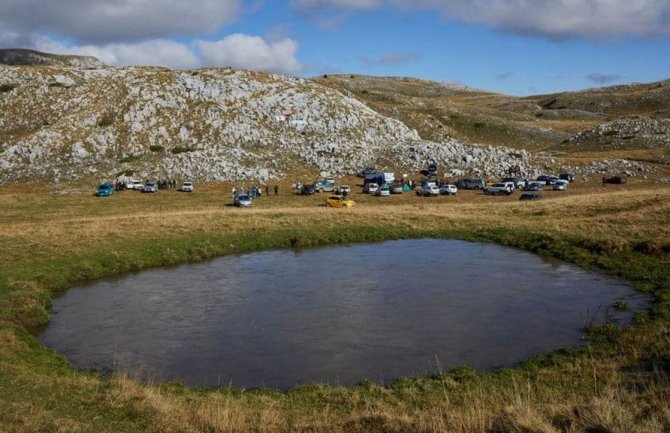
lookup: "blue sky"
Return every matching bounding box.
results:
[1,0,669,96]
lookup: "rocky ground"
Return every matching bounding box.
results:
[1,54,667,184]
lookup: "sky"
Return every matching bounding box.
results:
[1,0,669,96]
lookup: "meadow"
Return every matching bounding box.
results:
[1,178,669,433]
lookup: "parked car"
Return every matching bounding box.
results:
[181,181,193,192]
[325,195,355,208]
[94,182,114,197]
[484,183,513,195]
[298,184,316,195]
[523,181,545,191]
[234,192,252,207]
[364,182,379,194]
[605,175,628,184]
[314,180,336,193]
[439,184,458,195]
[390,183,404,194]
[553,180,569,191]
[537,175,560,185]
[416,185,440,196]
[462,178,487,190]
[375,183,391,196]
[130,180,144,190]
[502,177,526,189]
[142,182,158,193]
[559,172,576,183]
[519,193,543,201]
[334,185,351,195]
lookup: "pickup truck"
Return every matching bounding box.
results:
[484,183,513,195]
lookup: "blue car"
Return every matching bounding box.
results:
[94,182,114,197]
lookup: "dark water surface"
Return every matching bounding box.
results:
[41,239,648,389]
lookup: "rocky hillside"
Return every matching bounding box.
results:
[0,62,543,183]
[317,75,670,154]
[0,49,104,68]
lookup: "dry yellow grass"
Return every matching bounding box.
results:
[0,181,669,433]
[0,182,667,270]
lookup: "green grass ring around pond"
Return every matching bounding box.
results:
[1,224,669,432]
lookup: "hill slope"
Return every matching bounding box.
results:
[315,75,670,161]
[0,63,542,183]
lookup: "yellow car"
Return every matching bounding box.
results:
[325,195,356,208]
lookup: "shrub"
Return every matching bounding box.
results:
[0,83,16,93]
[171,146,194,154]
[149,145,165,152]
[97,112,115,127]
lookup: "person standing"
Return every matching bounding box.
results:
[274,184,279,196]
[232,186,236,197]
[265,185,269,197]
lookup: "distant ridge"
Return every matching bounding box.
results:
[0,48,105,68]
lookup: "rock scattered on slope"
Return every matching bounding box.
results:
[0,62,547,183]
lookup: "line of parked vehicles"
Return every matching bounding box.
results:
[95,179,193,196]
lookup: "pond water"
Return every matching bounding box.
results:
[40,239,648,389]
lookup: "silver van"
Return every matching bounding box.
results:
[464,178,487,190]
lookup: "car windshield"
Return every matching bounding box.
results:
[183,183,192,186]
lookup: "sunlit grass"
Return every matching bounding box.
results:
[0,181,669,432]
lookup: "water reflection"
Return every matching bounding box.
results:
[41,239,648,389]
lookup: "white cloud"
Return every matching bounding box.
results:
[397,0,670,38]
[291,0,381,12]
[0,0,241,44]
[33,37,200,69]
[22,33,302,75]
[291,0,670,38]
[290,0,382,30]
[197,34,302,74]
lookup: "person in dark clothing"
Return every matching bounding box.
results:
[274,184,279,196]
[265,185,269,196]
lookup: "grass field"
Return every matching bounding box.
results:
[1,179,669,432]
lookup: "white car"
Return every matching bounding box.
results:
[553,180,569,191]
[142,182,158,193]
[439,184,458,195]
[182,181,193,192]
[335,185,351,195]
[484,183,513,195]
[130,180,143,190]
[365,182,379,194]
[375,184,391,196]
[417,185,440,196]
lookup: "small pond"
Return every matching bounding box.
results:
[40,239,648,389]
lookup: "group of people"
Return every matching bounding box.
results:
[232,184,279,198]
[155,179,178,189]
